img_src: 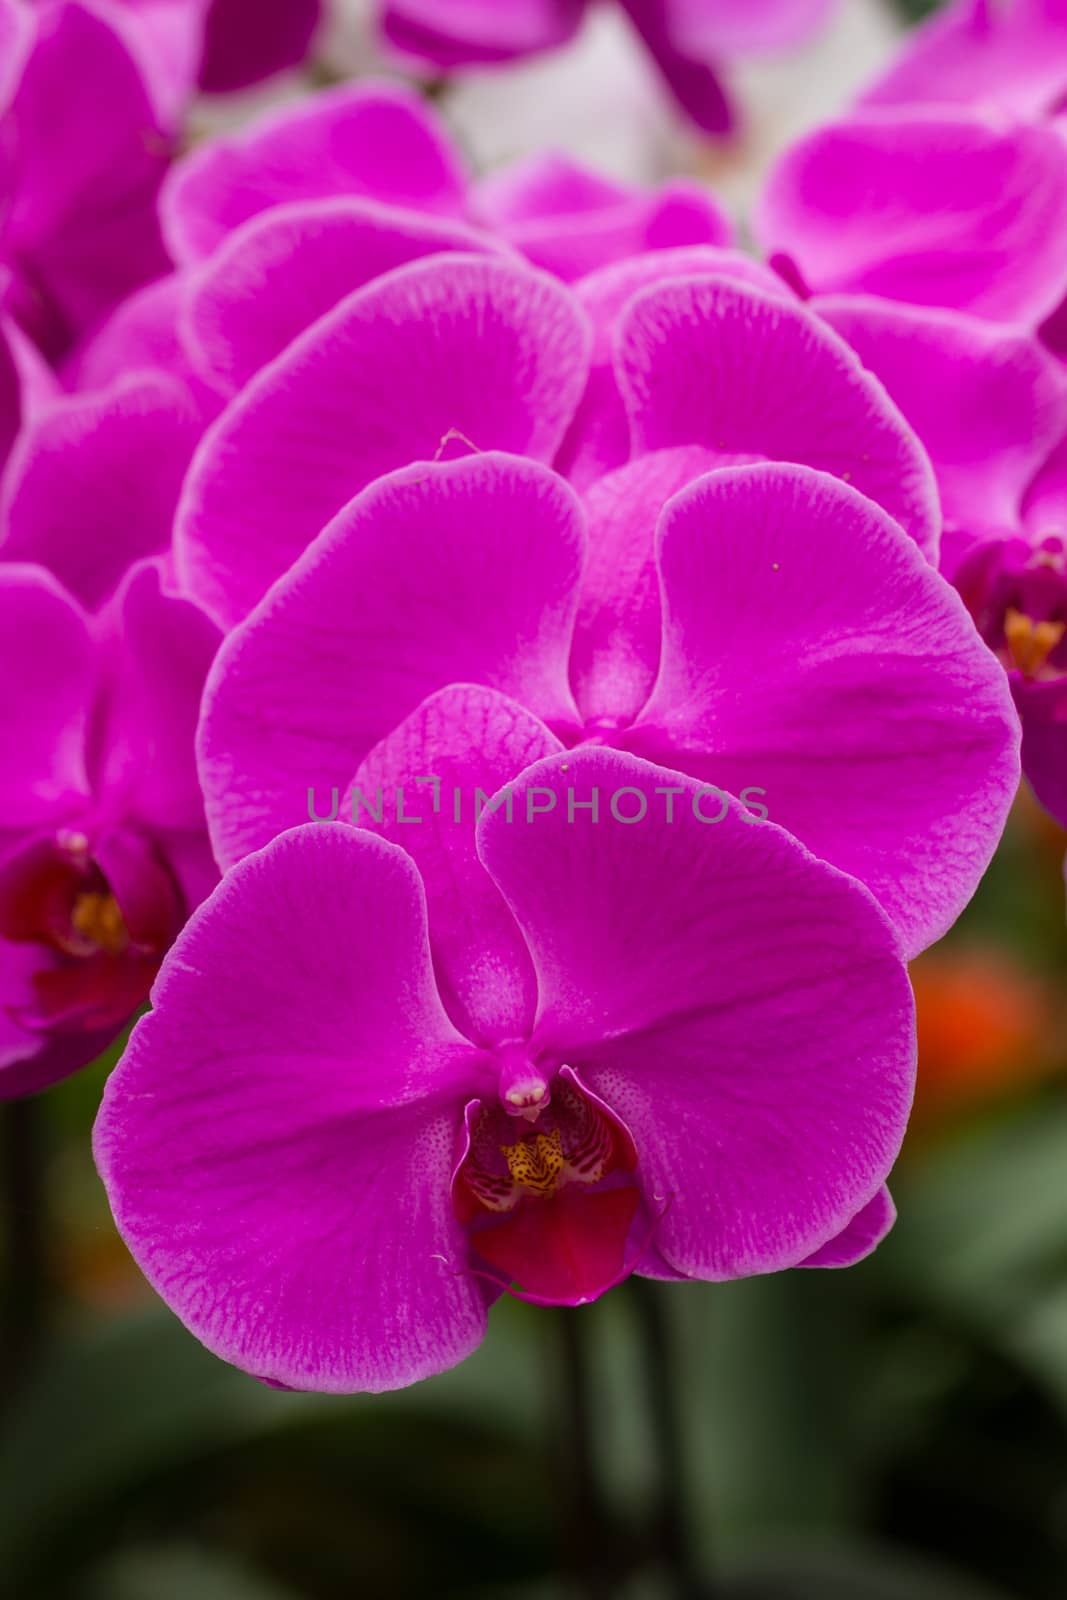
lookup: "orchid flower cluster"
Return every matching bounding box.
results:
[0,0,1061,1394]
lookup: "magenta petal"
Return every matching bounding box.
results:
[64,274,223,424]
[0,323,21,470]
[94,563,221,836]
[347,684,562,1046]
[0,1,32,109]
[559,248,789,489]
[64,955,157,1047]
[41,947,148,1048]
[816,295,1067,545]
[863,0,1067,120]
[577,249,790,365]
[159,828,219,922]
[199,453,585,869]
[799,1186,895,1269]
[94,824,490,1392]
[382,0,585,67]
[572,445,719,725]
[632,464,1021,956]
[1022,430,1067,539]
[554,362,634,492]
[1014,675,1067,829]
[617,276,940,559]
[176,255,591,627]
[0,566,94,829]
[0,940,50,1074]
[98,0,204,128]
[0,377,201,612]
[3,315,57,414]
[477,748,915,1278]
[472,1183,640,1305]
[198,0,321,92]
[3,1,171,354]
[0,1024,119,1098]
[92,825,182,951]
[161,82,467,263]
[664,0,834,55]
[475,154,731,284]
[616,0,733,135]
[476,153,639,228]
[184,197,504,391]
[0,937,121,1096]
[755,110,1067,324]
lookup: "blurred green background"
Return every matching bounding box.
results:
[2,790,1065,1599]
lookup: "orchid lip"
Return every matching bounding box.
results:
[0,823,185,1038]
[451,1064,644,1307]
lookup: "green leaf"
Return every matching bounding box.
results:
[721,1541,1014,1600]
[884,1100,1067,1332]
[671,1272,871,1561]
[83,1545,302,1600]
[0,1299,551,1591]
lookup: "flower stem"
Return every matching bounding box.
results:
[1,1095,48,1403]
[631,1277,708,1598]
[552,1307,616,1600]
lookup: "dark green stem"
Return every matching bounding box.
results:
[2,1095,48,1402]
[552,1307,616,1600]
[631,1277,707,1599]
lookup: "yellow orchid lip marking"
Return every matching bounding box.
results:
[1004,606,1066,677]
[67,891,130,957]
[502,1127,566,1197]
[459,1075,635,1232]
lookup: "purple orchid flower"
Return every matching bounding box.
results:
[0,76,240,598]
[380,0,836,135]
[1,0,321,363]
[79,92,949,604]
[159,83,472,263]
[197,452,1018,962]
[951,439,1067,830]
[839,8,1067,372]
[0,559,219,1096]
[166,226,942,626]
[749,104,1067,832]
[862,0,1067,122]
[0,372,203,610]
[95,726,912,1391]
[133,90,735,479]
[803,296,1067,578]
[55,84,728,416]
[549,246,944,499]
[156,79,731,285]
[0,0,175,359]
[754,108,1067,329]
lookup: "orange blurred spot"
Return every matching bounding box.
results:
[910,945,1063,1129]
